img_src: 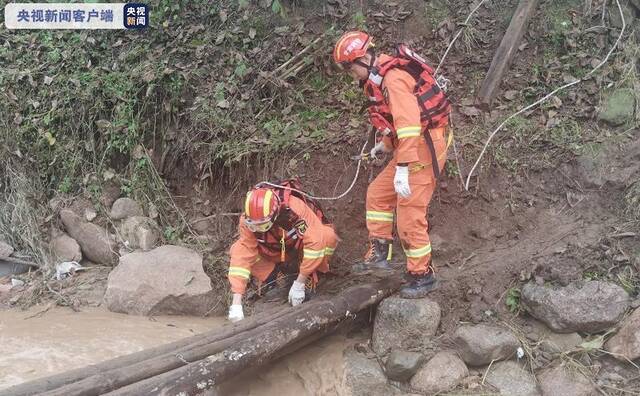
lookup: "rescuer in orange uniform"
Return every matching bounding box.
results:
[333,31,451,298]
[227,182,338,322]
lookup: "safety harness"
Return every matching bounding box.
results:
[364,44,452,180]
[251,179,329,262]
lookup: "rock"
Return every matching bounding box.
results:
[119,216,159,251]
[384,350,424,382]
[60,210,118,265]
[521,281,629,333]
[597,88,636,126]
[0,241,14,259]
[104,245,217,316]
[110,197,143,220]
[100,182,121,209]
[50,233,82,262]
[453,324,520,366]
[410,351,468,394]
[85,207,97,222]
[540,332,583,354]
[605,307,640,361]
[538,364,598,396]
[485,361,541,396]
[342,349,400,396]
[372,297,441,355]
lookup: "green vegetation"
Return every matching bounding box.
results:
[505,287,521,313]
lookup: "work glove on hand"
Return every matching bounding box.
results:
[228,304,244,322]
[369,141,390,159]
[288,280,306,307]
[394,165,411,198]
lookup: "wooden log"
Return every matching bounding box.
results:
[1,307,293,396]
[105,278,402,395]
[476,0,539,109]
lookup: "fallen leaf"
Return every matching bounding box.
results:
[504,90,518,100]
[44,76,54,85]
[460,106,481,117]
[249,28,256,39]
[219,9,227,23]
[216,99,230,109]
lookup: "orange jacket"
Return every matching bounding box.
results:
[228,195,336,295]
[377,53,433,165]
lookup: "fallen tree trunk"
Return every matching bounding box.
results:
[2,307,294,396]
[105,278,402,395]
[477,0,539,108]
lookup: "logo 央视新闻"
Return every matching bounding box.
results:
[123,3,148,29]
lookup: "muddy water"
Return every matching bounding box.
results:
[0,306,223,390]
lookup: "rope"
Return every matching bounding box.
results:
[463,0,627,190]
[259,138,369,201]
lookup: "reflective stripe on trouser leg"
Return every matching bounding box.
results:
[366,161,397,240]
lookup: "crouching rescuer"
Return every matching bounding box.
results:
[227,180,338,322]
[333,31,452,298]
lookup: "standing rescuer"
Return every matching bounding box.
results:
[333,31,452,298]
[227,181,338,322]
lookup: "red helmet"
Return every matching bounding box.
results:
[333,31,373,65]
[243,188,280,233]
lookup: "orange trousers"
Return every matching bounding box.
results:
[365,127,449,274]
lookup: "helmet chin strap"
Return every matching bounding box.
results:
[354,49,376,84]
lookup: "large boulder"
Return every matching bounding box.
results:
[409,351,468,394]
[0,241,14,259]
[521,281,629,333]
[104,245,217,316]
[60,209,118,265]
[50,233,82,262]
[342,349,400,396]
[485,361,541,396]
[597,88,636,126]
[110,197,143,220]
[372,296,441,355]
[119,216,160,251]
[453,324,520,366]
[384,350,424,382]
[605,307,640,361]
[538,364,598,396]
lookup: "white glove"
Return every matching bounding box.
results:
[370,141,390,159]
[228,304,244,322]
[394,166,411,198]
[288,280,306,306]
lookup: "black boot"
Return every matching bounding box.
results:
[400,272,437,298]
[352,239,393,273]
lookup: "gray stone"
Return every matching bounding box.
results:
[0,241,14,259]
[60,209,118,265]
[104,245,217,316]
[486,361,541,396]
[110,197,143,220]
[50,233,82,262]
[410,351,468,394]
[597,88,636,126]
[453,324,520,366]
[540,332,583,354]
[372,297,441,355]
[605,307,640,361]
[342,349,400,396]
[538,364,598,396]
[521,281,629,333]
[119,216,159,251]
[385,350,424,382]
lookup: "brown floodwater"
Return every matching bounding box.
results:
[0,306,222,390]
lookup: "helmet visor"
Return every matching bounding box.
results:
[244,218,274,233]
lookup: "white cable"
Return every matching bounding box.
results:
[259,138,370,201]
[464,0,627,191]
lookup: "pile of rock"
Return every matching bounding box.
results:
[342,279,637,395]
[45,196,220,316]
